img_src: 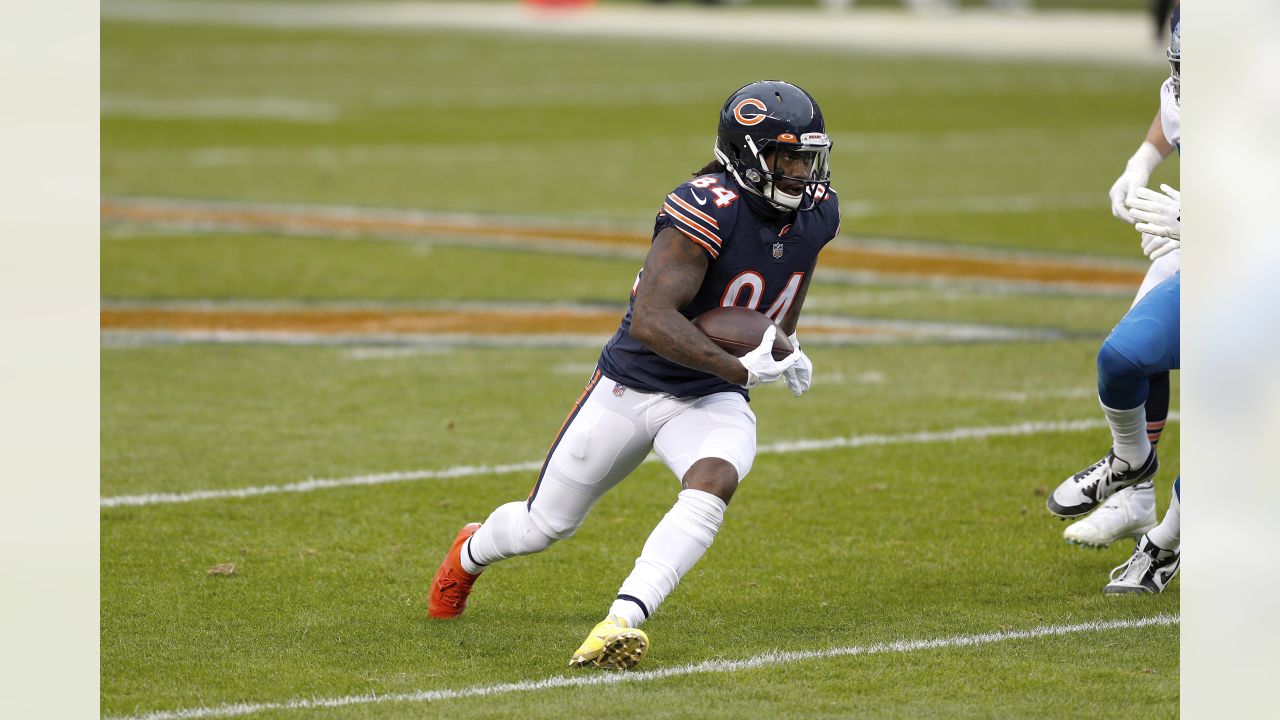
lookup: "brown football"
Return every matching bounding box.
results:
[691,307,793,361]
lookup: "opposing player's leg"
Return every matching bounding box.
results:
[1062,258,1177,543]
[1063,483,1157,548]
[1130,250,1179,309]
[1146,474,1181,551]
[1049,274,1179,518]
[1145,371,1171,442]
[1062,371,1166,547]
[1105,476,1181,594]
[1131,259,1177,457]
[429,371,655,619]
[570,392,754,669]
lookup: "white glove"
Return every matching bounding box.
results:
[781,332,813,397]
[738,326,802,389]
[1128,184,1180,240]
[1141,232,1181,260]
[1109,142,1164,224]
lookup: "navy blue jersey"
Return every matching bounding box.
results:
[598,171,841,399]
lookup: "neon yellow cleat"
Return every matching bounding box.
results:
[568,616,649,670]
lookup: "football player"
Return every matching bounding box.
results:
[427,81,841,668]
[1058,6,1181,552]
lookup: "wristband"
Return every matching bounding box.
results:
[1126,141,1165,175]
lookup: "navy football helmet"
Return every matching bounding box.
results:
[1168,6,1180,102]
[713,80,831,214]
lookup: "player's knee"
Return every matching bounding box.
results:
[523,503,578,549]
[1097,340,1145,387]
[521,524,559,554]
[681,457,740,504]
[1104,314,1174,376]
[487,499,562,556]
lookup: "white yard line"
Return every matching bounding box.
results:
[989,387,1098,402]
[102,1,1163,66]
[105,614,1179,720]
[102,416,1169,509]
[100,462,544,509]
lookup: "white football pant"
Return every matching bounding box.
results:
[465,369,755,579]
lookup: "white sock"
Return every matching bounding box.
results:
[613,488,727,628]
[460,501,558,574]
[606,601,645,630]
[1147,487,1181,551]
[1101,401,1152,467]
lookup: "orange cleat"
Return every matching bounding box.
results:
[427,522,483,619]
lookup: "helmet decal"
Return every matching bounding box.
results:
[733,98,768,126]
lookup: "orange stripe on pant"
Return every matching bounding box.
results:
[526,368,603,508]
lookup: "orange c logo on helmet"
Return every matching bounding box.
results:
[733,98,768,126]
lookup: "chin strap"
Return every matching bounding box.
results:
[741,190,790,220]
[764,183,803,210]
[714,140,802,216]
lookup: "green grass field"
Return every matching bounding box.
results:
[102,4,1179,718]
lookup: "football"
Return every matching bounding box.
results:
[691,306,793,361]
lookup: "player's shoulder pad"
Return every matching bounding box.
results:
[657,173,739,260]
[815,184,841,243]
[818,184,839,207]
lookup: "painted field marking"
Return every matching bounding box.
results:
[105,614,1179,720]
[990,387,1098,402]
[98,304,1065,348]
[102,415,1181,509]
[100,196,1146,291]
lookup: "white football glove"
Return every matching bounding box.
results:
[781,332,813,397]
[1128,183,1180,261]
[1109,142,1164,224]
[738,326,802,389]
[1141,232,1181,261]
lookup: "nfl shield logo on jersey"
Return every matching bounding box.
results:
[613,382,626,398]
[772,242,784,259]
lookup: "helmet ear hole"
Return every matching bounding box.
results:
[717,138,742,164]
